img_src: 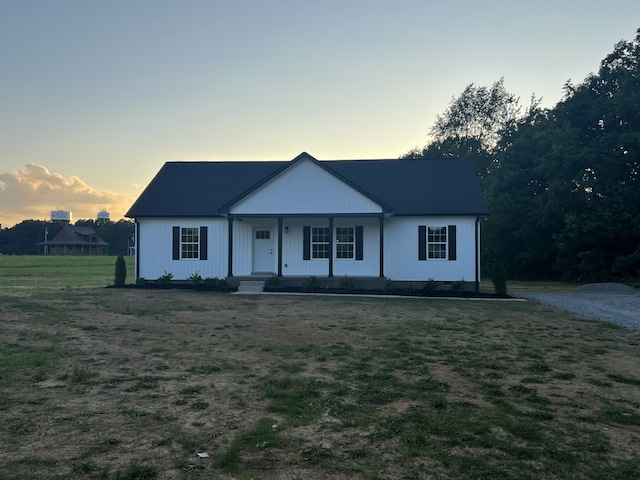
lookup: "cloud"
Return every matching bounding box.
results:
[0,164,135,228]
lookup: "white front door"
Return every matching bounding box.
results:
[252,228,274,273]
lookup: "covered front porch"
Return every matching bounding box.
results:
[226,215,386,279]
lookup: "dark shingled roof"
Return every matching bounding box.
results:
[126,154,488,218]
[39,225,109,246]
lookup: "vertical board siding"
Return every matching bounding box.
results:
[384,217,478,281]
[229,159,383,215]
[138,215,479,282]
[231,219,278,276]
[281,218,329,276]
[137,218,227,280]
[231,220,252,275]
[279,218,380,277]
[332,218,379,277]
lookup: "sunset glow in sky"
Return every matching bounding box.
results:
[2,1,639,227]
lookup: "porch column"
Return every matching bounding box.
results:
[379,216,385,277]
[227,217,234,277]
[328,216,334,277]
[475,216,480,292]
[135,221,140,281]
[277,217,283,277]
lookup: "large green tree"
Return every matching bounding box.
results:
[430,78,522,153]
[484,28,640,281]
[0,220,54,255]
[408,29,640,281]
[551,29,640,280]
[483,108,578,278]
[405,78,527,183]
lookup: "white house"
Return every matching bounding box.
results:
[126,152,489,288]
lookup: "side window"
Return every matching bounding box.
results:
[172,226,208,260]
[419,225,456,261]
[427,227,447,259]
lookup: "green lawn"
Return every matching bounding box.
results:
[0,255,134,288]
[1,257,639,479]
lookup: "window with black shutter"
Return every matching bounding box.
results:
[172,226,208,260]
[418,225,457,261]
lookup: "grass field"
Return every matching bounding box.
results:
[1,257,639,479]
[0,255,134,288]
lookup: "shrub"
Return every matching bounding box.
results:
[339,275,355,291]
[203,277,233,291]
[302,276,319,291]
[451,278,466,295]
[188,272,203,285]
[156,271,173,285]
[492,261,507,296]
[114,255,127,287]
[405,284,417,295]
[264,274,281,290]
[421,278,438,295]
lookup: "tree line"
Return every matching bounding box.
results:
[0,219,134,256]
[406,29,640,282]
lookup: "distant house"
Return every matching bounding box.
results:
[126,152,489,288]
[40,225,109,255]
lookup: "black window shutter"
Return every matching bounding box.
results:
[172,226,180,260]
[355,226,363,260]
[199,226,208,260]
[448,225,457,261]
[303,226,311,260]
[418,225,426,261]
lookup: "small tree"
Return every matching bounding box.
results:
[492,261,507,296]
[114,255,127,287]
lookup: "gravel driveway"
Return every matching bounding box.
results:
[518,283,640,333]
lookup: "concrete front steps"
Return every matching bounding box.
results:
[235,280,266,294]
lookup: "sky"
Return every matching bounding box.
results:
[1,1,639,228]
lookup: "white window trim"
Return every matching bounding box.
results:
[311,226,330,259]
[427,226,447,260]
[181,227,200,260]
[335,226,355,260]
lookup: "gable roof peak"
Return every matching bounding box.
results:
[291,151,318,163]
